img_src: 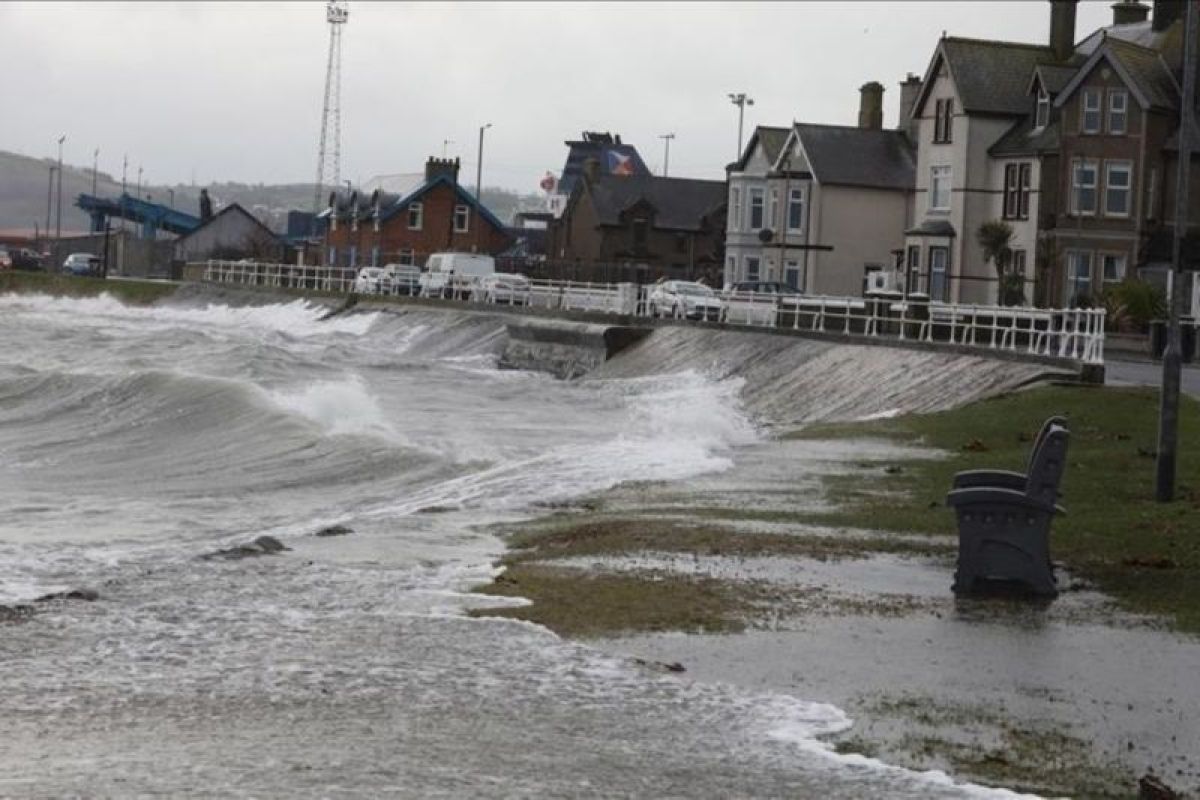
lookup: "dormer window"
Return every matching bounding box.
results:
[1035,89,1050,129]
[1108,89,1128,134]
[1082,89,1102,134]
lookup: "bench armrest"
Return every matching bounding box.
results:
[945,486,1059,515]
[951,469,1026,491]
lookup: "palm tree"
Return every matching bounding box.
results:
[977,220,1023,306]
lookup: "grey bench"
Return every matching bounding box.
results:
[952,415,1067,492]
[946,422,1069,596]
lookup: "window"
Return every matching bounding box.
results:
[328,246,337,266]
[1102,253,1126,283]
[729,187,742,231]
[371,246,379,267]
[373,212,380,233]
[1072,159,1098,215]
[726,255,737,281]
[768,188,779,229]
[1082,89,1102,134]
[1108,89,1128,135]
[906,245,921,294]
[745,256,761,282]
[785,260,804,291]
[408,202,423,230]
[749,188,765,230]
[1066,251,1092,306]
[1146,167,1158,220]
[398,249,414,266]
[1036,89,1050,129]
[1105,161,1132,217]
[632,217,648,252]
[930,165,952,211]
[929,247,950,302]
[1011,249,1027,276]
[1003,164,1032,220]
[934,98,953,143]
[454,204,469,233]
[787,187,805,231]
[349,246,357,267]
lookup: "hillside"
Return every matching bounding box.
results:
[0,149,542,235]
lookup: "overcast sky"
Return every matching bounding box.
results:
[4,1,1114,194]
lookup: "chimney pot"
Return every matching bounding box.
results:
[1112,0,1150,24]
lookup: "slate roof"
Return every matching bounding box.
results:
[920,37,1058,117]
[905,219,957,237]
[1055,36,1178,111]
[1030,63,1078,96]
[793,124,915,191]
[989,116,1061,157]
[585,174,726,232]
[175,203,281,247]
[557,133,651,196]
[732,126,791,172]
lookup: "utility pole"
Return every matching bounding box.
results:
[729,92,754,160]
[45,164,55,248]
[1157,0,1198,502]
[658,133,675,177]
[137,165,143,200]
[475,122,492,253]
[92,148,99,196]
[55,135,65,240]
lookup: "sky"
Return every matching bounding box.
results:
[3,1,1115,194]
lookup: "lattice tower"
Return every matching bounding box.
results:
[312,1,349,220]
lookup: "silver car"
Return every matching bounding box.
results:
[646,280,723,321]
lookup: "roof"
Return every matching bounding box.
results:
[362,172,425,197]
[1076,18,1182,65]
[906,219,957,237]
[557,132,651,196]
[732,126,791,172]
[377,174,509,231]
[174,202,280,246]
[584,174,726,232]
[988,116,1061,156]
[916,37,1058,117]
[791,123,915,191]
[1055,36,1178,111]
[1029,63,1078,96]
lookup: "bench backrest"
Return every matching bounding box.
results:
[1025,415,1068,474]
[1025,425,1069,506]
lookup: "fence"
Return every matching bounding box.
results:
[200,260,1106,365]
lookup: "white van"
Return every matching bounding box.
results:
[419,252,495,298]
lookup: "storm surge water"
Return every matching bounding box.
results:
[0,290,1032,798]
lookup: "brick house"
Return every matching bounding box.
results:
[321,158,511,268]
[545,159,727,283]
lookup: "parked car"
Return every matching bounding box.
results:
[62,252,101,277]
[381,263,422,296]
[473,273,531,305]
[0,249,11,270]
[419,252,496,299]
[646,280,723,321]
[12,248,45,271]
[352,266,389,294]
[722,281,802,325]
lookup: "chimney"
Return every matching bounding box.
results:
[1112,0,1150,24]
[583,158,600,185]
[1049,0,1078,62]
[1152,0,1183,30]
[858,81,884,130]
[425,156,460,182]
[897,73,922,140]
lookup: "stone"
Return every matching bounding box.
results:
[35,589,100,603]
[314,524,354,537]
[1138,773,1179,800]
[201,535,291,560]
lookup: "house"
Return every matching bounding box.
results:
[321,157,511,269]
[905,0,1194,308]
[173,202,284,263]
[725,82,917,295]
[546,158,727,283]
[546,131,653,219]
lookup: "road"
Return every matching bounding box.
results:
[1105,358,1200,398]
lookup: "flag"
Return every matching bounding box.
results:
[605,149,635,176]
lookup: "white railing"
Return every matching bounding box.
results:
[200,260,1105,365]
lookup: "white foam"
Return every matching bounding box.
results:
[265,377,400,440]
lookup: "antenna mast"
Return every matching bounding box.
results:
[313,0,349,222]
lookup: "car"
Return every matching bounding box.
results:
[0,249,11,270]
[646,280,723,321]
[381,263,422,296]
[473,273,531,305]
[12,248,45,271]
[419,252,496,299]
[352,266,389,294]
[62,252,102,277]
[722,280,803,325]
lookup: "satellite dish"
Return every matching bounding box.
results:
[758,228,774,243]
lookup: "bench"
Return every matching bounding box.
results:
[946,420,1069,596]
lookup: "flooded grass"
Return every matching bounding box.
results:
[1,271,179,305]
[790,384,1200,633]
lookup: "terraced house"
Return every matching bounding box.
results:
[905,0,1195,308]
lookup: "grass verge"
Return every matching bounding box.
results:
[0,270,178,305]
[790,383,1200,632]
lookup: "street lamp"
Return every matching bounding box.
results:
[442,139,454,158]
[55,135,65,240]
[475,123,492,252]
[45,164,55,248]
[729,92,754,160]
[137,165,143,200]
[92,148,99,196]
[658,133,675,177]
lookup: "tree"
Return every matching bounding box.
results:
[977,220,1024,306]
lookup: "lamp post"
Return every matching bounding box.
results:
[136,165,143,200]
[92,148,99,196]
[475,123,492,252]
[658,133,675,177]
[55,135,65,240]
[45,165,55,248]
[728,92,754,160]
[442,139,454,158]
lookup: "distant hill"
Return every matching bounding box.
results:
[0,149,543,235]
